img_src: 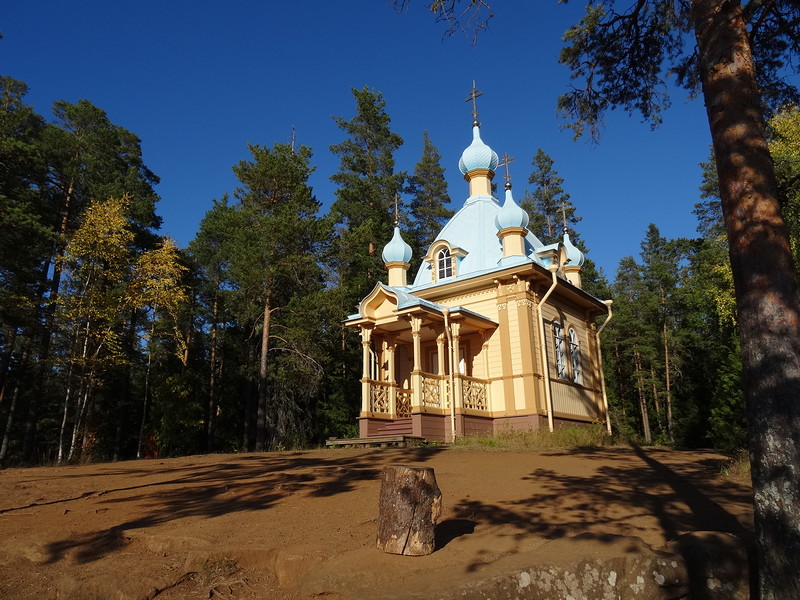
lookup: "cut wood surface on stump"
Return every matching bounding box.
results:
[376,464,442,556]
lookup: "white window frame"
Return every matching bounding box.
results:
[437,247,453,280]
[568,326,582,385]
[552,321,568,380]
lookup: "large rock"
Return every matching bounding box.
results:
[434,534,689,600]
[291,531,752,599]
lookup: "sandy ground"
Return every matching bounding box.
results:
[0,445,753,599]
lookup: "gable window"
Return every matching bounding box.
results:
[437,248,453,280]
[568,327,582,385]
[552,321,568,380]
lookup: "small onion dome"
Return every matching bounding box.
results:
[382,226,413,264]
[458,125,499,175]
[563,232,585,266]
[495,186,530,230]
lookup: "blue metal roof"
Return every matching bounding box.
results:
[411,196,545,289]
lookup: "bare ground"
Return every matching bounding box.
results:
[0,445,753,599]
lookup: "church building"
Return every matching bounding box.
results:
[344,105,613,443]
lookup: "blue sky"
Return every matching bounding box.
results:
[3,1,735,278]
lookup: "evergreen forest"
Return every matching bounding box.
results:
[2,76,799,465]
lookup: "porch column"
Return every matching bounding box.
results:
[481,331,491,409]
[451,322,463,413]
[361,326,373,414]
[386,336,397,416]
[436,333,447,407]
[411,316,423,410]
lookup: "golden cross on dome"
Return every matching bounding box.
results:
[498,153,515,188]
[561,199,569,233]
[465,81,483,124]
[394,193,401,227]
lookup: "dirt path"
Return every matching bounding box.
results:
[0,446,753,599]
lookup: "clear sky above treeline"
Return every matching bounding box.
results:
[3,1,746,277]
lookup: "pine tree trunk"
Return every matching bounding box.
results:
[113,312,137,461]
[634,349,652,443]
[663,320,674,443]
[650,367,664,433]
[0,326,18,404]
[613,344,627,422]
[242,342,256,451]
[0,373,22,462]
[692,1,800,597]
[23,180,75,461]
[137,317,155,459]
[0,341,31,462]
[255,294,271,452]
[207,290,219,452]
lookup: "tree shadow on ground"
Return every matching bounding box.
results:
[35,447,445,564]
[452,445,752,544]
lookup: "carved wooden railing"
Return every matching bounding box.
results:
[421,374,444,408]
[460,375,488,411]
[368,374,488,414]
[368,380,390,413]
[396,388,412,417]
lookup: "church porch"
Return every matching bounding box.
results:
[351,306,497,443]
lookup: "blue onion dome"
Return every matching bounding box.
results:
[382,226,413,264]
[458,125,499,175]
[563,232,585,266]
[495,185,530,230]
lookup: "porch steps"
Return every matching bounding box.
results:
[324,435,426,449]
[375,418,413,436]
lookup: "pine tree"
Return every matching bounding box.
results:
[127,237,188,458]
[638,224,686,443]
[228,142,325,451]
[606,255,657,442]
[407,131,453,261]
[520,148,606,297]
[329,87,405,305]
[0,78,50,460]
[187,196,237,451]
[525,149,581,244]
[24,99,162,460]
[326,88,406,438]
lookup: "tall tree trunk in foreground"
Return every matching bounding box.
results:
[693,1,800,597]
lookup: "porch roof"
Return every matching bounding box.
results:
[344,282,497,337]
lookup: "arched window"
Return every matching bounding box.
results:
[552,321,567,380]
[437,247,453,280]
[568,327,582,384]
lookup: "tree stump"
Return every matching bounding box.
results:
[376,464,442,556]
